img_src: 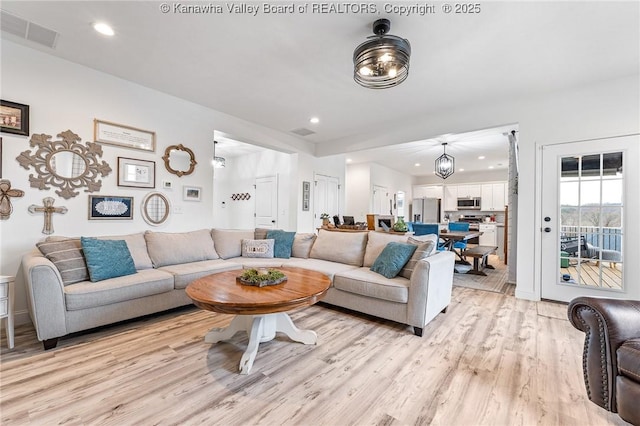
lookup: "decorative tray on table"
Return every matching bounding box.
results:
[237,268,287,287]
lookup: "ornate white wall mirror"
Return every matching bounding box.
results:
[141,192,170,226]
[162,144,197,177]
[16,130,112,199]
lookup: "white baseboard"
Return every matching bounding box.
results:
[14,309,33,327]
[515,288,539,301]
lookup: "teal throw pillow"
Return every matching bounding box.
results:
[266,230,296,259]
[370,242,417,279]
[81,237,137,282]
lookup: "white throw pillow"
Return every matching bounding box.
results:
[241,239,275,258]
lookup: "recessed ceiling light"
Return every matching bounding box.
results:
[93,22,114,36]
[478,155,485,160]
[346,158,352,163]
[489,166,494,169]
[309,117,319,124]
[459,168,465,172]
[414,163,420,167]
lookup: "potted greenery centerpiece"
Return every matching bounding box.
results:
[392,216,409,232]
[320,213,330,227]
[238,268,287,287]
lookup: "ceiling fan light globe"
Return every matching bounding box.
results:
[353,20,411,89]
[379,53,393,63]
[359,66,372,76]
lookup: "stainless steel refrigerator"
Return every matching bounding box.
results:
[412,198,441,223]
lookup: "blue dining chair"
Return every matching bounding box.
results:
[447,222,470,251]
[411,223,446,251]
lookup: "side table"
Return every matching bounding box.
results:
[0,275,15,349]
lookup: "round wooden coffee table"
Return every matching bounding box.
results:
[186,267,331,374]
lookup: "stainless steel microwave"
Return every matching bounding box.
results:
[457,197,481,209]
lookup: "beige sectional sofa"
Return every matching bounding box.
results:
[21,228,455,349]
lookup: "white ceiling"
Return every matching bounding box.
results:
[346,124,514,175]
[1,1,638,176]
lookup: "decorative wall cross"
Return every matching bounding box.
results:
[28,197,68,235]
[0,179,25,220]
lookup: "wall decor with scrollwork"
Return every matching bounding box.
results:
[162,144,197,177]
[16,130,112,199]
[231,193,251,201]
[0,179,24,220]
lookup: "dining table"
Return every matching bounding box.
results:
[439,229,483,265]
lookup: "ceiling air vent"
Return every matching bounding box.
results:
[290,128,316,137]
[1,10,59,49]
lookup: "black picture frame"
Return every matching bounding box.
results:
[0,100,30,136]
[88,195,134,220]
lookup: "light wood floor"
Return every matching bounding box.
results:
[0,287,626,426]
[453,254,509,293]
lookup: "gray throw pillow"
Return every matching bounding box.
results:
[254,228,275,240]
[211,229,255,259]
[36,239,89,285]
[399,238,437,279]
[291,233,316,258]
[145,229,219,267]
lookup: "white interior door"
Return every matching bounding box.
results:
[255,175,278,229]
[314,174,340,228]
[540,135,640,302]
[372,185,390,215]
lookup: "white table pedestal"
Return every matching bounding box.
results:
[205,313,317,374]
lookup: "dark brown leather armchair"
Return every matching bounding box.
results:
[568,297,640,425]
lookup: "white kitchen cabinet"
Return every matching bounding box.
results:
[481,182,506,211]
[492,183,506,210]
[413,185,443,199]
[479,224,497,246]
[444,185,458,211]
[457,184,481,198]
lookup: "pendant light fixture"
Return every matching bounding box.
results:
[435,142,455,179]
[213,140,225,168]
[353,19,411,89]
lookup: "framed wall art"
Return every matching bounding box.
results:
[117,157,155,188]
[88,195,134,220]
[1,100,29,136]
[302,181,310,211]
[183,185,202,201]
[94,119,156,152]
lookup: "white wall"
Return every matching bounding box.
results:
[322,74,640,301]
[212,150,292,230]
[345,162,413,223]
[516,76,639,300]
[345,163,371,222]
[413,169,509,185]
[0,41,312,324]
[2,38,637,326]
[370,163,413,217]
[293,152,346,232]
